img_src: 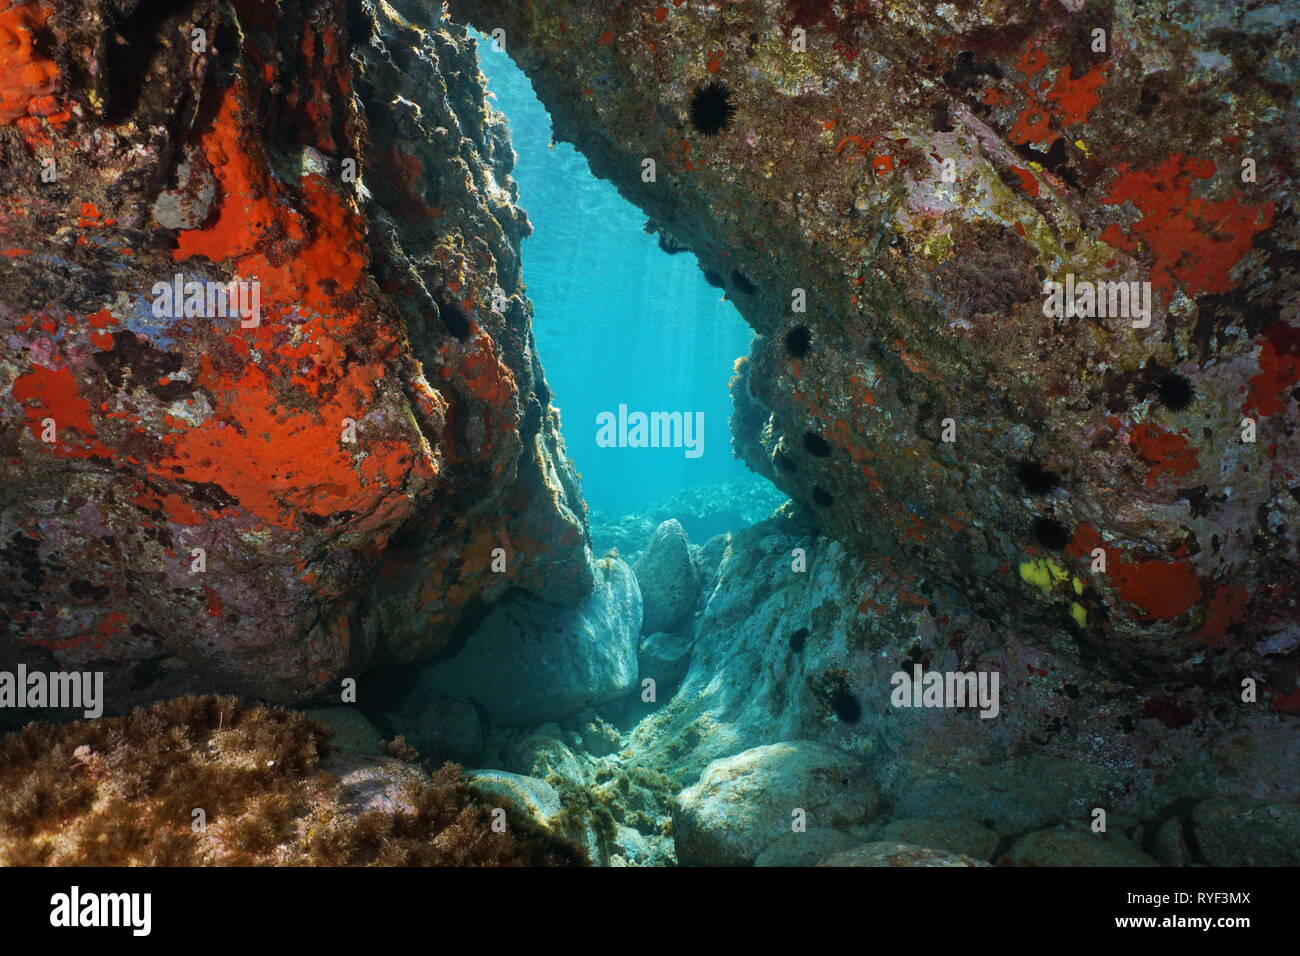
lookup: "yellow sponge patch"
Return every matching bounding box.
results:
[1019,558,1069,595]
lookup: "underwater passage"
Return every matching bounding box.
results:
[476,33,756,517]
[0,0,1296,912]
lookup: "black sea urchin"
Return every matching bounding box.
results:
[1032,517,1071,550]
[785,325,812,358]
[1154,372,1195,412]
[689,81,736,136]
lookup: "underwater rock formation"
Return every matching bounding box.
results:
[1,0,1295,873]
[623,511,1299,864]
[450,0,1299,688]
[753,827,858,867]
[633,518,700,634]
[0,0,590,705]
[638,630,693,693]
[672,740,881,866]
[399,694,486,766]
[869,817,1000,861]
[1005,824,1159,867]
[0,695,584,865]
[590,476,788,555]
[408,557,642,727]
[1189,797,1300,866]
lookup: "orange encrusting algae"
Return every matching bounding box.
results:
[1068,524,1203,621]
[0,0,68,146]
[10,365,113,459]
[1243,321,1300,418]
[157,79,435,531]
[1128,423,1200,486]
[1110,558,1203,620]
[1100,154,1274,303]
[1006,42,1109,148]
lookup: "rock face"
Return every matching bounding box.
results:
[0,0,591,707]
[672,740,881,866]
[891,757,1124,834]
[450,0,1299,689]
[409,557,642,727]
[633,519,700,634]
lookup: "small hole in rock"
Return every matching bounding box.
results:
[789,628,808,653]
[831,687,861,723]
[1016,460,1060,495]
[437,295,471,340]
[1032,517,1070,550]
[730,270,757,295]
[803,432,832,457]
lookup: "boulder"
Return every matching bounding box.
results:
[891,757,1124,835]
[611,825,654,866]
[634,520,700,634]
[407,696,484,765]
[409,558,641,727]
[754,828,860,867]
[819,842,988,867]
[303,707,384,757]
[673,741,879,866]
[1153,817,1192,867]
[466,770,565,824]
[576,716,622,758]
[1190,798,1300,866]
[1005,826,1159,867]
[466,769,606,863]
[325,754,433,815]
[639,631,694,692]
[872,817,999,862]
[498,723,591,782]
[695,533,731,593]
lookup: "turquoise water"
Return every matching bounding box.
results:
[475,37,756,519]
